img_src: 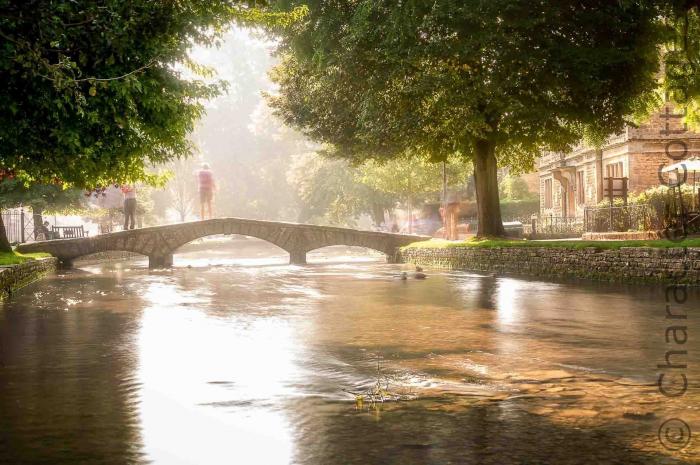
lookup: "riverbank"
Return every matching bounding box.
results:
[399,238,700,284]
[0,254,57,299]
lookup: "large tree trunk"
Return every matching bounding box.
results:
[0,214,12,252]
[370,202,385,228]
[473,139,505,237]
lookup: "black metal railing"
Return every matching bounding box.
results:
[530,215,583,237]
[0,209,35,244]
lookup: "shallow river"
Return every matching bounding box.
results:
[0,238,699,464]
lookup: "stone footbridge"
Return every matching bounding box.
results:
[16,218,430,268]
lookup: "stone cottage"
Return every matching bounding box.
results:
[538,103,700,218]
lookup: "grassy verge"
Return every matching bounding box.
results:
[0,251,51,266]
[404,237,700,250]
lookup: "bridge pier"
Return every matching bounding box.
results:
[385,249,399,264]
[149,253,173,269]
[289,249,307,265]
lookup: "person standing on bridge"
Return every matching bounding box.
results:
[121,184,137,230]
[197,162,216,220]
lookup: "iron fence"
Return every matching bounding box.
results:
[583,204,661,233]
[529,215,584,237]
[1,209,35,244]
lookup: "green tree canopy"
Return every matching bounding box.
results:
[288,152,394,227]
[268,0,663,236]
[0,179,86,246]
[0,180,84,215]
[3,1,226,186]
[0,1,307,186]
[660,2,700,127]
[357,154,471,232]
[0,1,303,249]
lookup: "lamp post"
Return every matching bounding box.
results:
[442,161,447,238]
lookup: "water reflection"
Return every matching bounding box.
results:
[137,305,296,464]
[0,274,146,464]
[0,239,698,464]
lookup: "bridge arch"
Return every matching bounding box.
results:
[302,236,399,261]
[169,232,292,265]
[151,219,310,267]
[305,245,390,264]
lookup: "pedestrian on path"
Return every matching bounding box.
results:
[443,191,460,240]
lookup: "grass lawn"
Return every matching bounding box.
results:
[0,251,51,266]
[404,237,700,250]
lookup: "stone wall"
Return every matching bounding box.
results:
[0,257,58,299]
[582,231,664,241]
[399,246,700,285]
[74,251,143,264]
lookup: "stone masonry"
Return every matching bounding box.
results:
[16,218,430,268]
[399,246,700,285]
[0,257,58,299]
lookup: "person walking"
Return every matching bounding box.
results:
[197,163,216,220]
[444,191,461,240]
[37,220,52,240]
[121,184,137,230]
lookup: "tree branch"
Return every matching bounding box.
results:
[39,59,159,84]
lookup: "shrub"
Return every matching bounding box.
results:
[591,185,698,232]
[500,199,540,221]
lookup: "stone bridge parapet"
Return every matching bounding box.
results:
[16,218,430,268]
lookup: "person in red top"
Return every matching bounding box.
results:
[197,163,216,219]
[441,191,460,240]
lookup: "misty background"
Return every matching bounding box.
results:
[12,26,534,242]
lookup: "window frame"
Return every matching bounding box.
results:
[576,170,585,205]
[544,178,552,209]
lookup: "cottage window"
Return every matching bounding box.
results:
[606,161,624,178]
[544,179,552,209]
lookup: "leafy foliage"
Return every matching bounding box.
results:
[591,184,699,232]
[499,200,540,221]
[150,157,199,222]
[288,152,393,226]
[358,154,471,202]
[0,1,305,250]
[268,0,664,235]
[288,151,472,227]
[0,180,85,214]
[0,0,304,188]
[661,3,700,128]
[498,175,537,202]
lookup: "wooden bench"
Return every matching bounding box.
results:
[52,226,87,239]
